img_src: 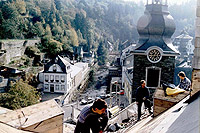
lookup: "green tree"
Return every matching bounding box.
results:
[2,19,20,38]
[73,13,91,40]
[2,2,19,20]
[45,24,52,37]
[15,0,26,15]
[0,80,40,110]
[70,27,79,47]
[40,37,63,58]
[97,41,108,65]
[52,23,63,40]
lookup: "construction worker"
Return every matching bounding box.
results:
[177,71,191,91]
[74,99,108,133]
[136,80,152,121]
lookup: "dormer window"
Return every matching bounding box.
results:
[53,65,57,72]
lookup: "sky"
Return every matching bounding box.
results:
[123,0,191,5]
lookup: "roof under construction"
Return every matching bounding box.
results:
[126,93,200,133]
[0,99,64,129]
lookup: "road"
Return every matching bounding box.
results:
[41,66,128,122]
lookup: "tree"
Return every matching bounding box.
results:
[2,2,19,20]
[15,0,26,15]
[73,13,91,40]
[2,19,20,38]
[0,80,40,110]
[52,24,63,37]
[70,27,79,47]
[44,24,52,37]
[40,37,63,58]
[77,29,87,45]
[97,41,108,65]
[29,22,45,37]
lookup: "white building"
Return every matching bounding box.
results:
[39,55,89,93]
[120,44,136,104]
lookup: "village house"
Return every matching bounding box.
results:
[38,55,90,94]
[0,66,23,92]
[173,30,194,61]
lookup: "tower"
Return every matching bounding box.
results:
[132,0,179,100]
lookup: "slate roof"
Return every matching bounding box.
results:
[44,55,71,73]
[175,30,193,40]
[135,3,179,55]
[127,93,200,133]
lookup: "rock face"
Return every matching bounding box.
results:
[0,39,40,64]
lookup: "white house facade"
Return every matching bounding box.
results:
[39,55,89,93]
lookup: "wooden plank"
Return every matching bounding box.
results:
[153,105,175,117]
[153,87,189,117]
[0,123,31,133]
[23,114,63,133]
[154,98,176,108]
[0,100,64,128]
[45,125,63,133]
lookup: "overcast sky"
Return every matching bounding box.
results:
[123,0,191,5]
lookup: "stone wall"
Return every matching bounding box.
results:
[0,39,40,64]
[191,0,200,96]
[132,55,175,100]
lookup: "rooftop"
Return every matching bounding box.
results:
[0,99,63,128]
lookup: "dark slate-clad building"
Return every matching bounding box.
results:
[132,0,179,101]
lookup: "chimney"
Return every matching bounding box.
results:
[191,0,200,96]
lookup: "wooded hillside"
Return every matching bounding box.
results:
[0,0,195,61]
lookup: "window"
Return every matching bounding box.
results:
[44,84,49,90]
[45,75,49,82]
[61,76,65,83]
[53,65,57,72]
[61,85,65,91]
[126,60,130,65]
[55,75,59,82]
[55,85,59,90]
[50,84,54,92]
[146,67,161,87]
[50,75,54,82]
